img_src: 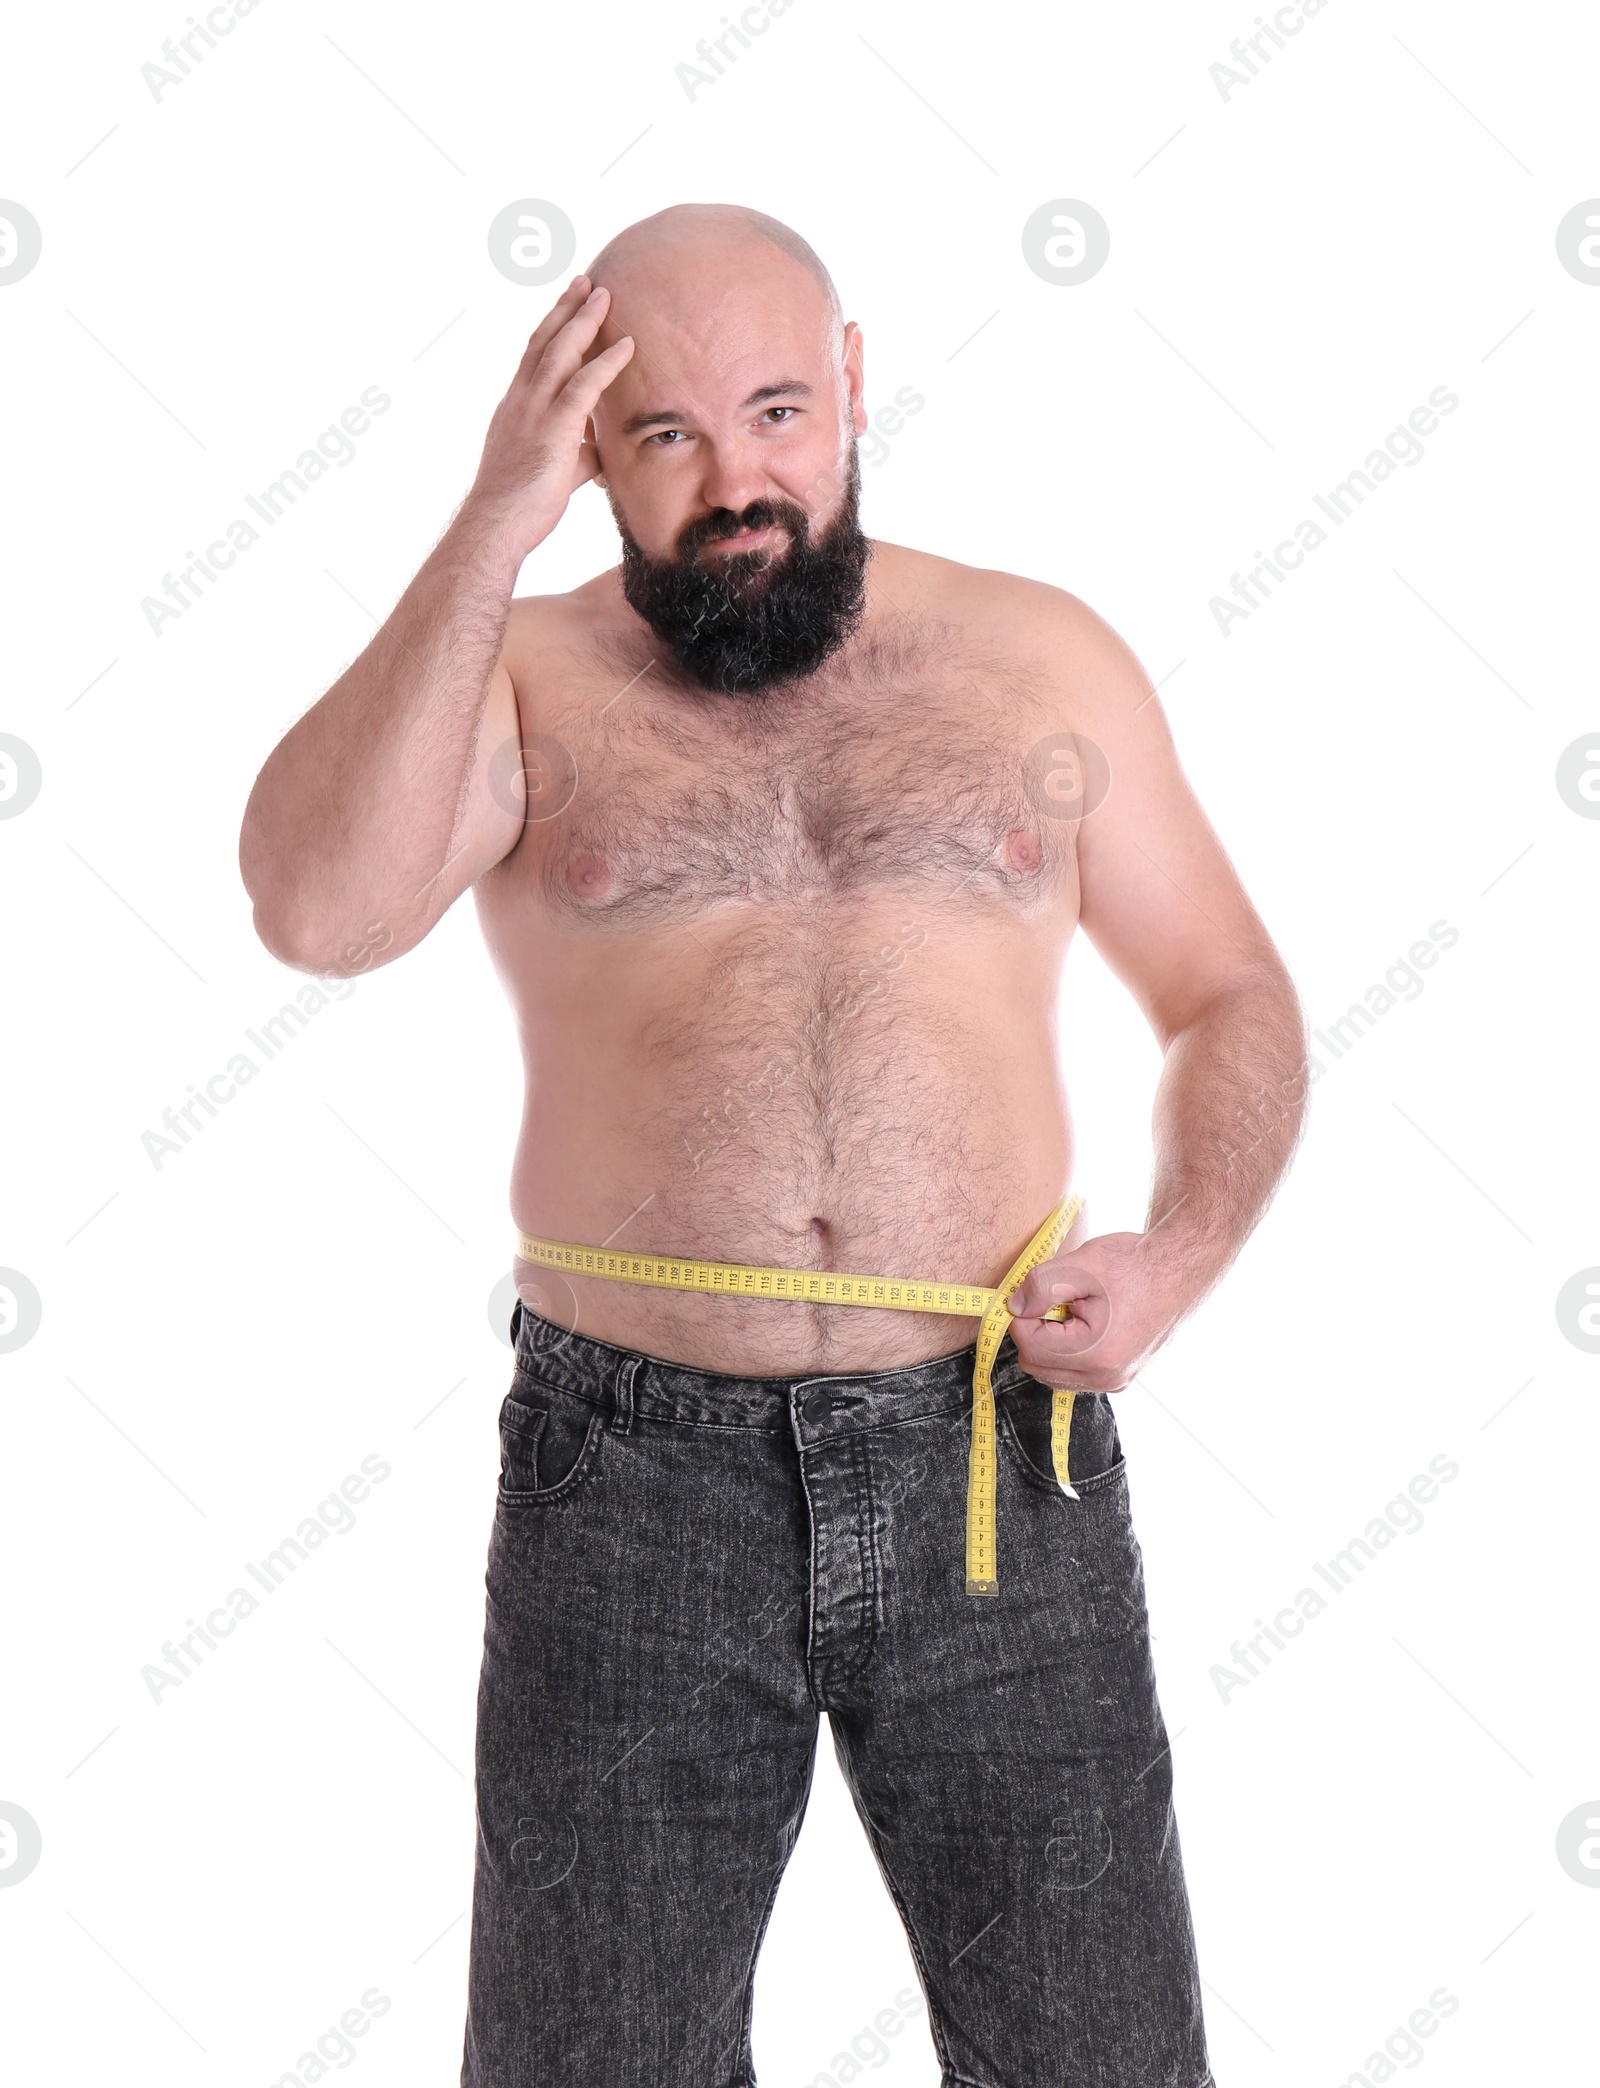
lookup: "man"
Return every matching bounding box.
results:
[240,202,1306,2087]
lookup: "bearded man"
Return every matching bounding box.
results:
[240,201,1306,2088]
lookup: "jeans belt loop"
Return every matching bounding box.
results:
[611,1354,641,1436]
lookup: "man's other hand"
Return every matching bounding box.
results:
[1005,1231,1188,1393]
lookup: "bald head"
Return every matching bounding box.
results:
[585,203,843,337]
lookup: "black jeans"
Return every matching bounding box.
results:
[462,1302,1212,2088]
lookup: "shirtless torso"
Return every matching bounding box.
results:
[481,544,1089,1374]
[241,249,1304,1400]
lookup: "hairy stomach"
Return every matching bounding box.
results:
[500,901,1077,1373]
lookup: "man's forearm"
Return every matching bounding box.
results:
[239,495,521,965]
[1143,967,1311,1311]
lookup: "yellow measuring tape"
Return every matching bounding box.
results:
[515,1193,1084,1596]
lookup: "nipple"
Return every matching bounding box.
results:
[566,851,613,899]
[1000,828,1042,873]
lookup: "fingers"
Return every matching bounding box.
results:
[1006,1257,1115,1386]
[1007,1260,1103,1322]
[559,332,635,414]
[1019,1302,1111,1353]
[512,275,597,384]
[524,284,629,406]
[1008,1316,1128,1395]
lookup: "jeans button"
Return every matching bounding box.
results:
[805,1389,834,1422]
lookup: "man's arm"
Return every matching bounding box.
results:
[238,277,633,974]
[1007,592,1309,1389]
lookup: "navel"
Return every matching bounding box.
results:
[565,851,614,899]
[1000,827,1042,874]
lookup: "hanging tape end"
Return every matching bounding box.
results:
[965,1578,999,1598]
[1057,1480,1080,1501]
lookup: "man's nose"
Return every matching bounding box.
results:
[694,436,778,522]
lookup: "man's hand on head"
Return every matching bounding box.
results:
[1004,1230,1191,1394]
[466,276,635,562]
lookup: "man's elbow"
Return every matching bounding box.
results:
[239,809,421,978]
[240,844,330,976]
[248,896,329,974]
[1237,954,1304,1027]
[1156,956,1300,1052]
[246,880,417,979]
[240,822,312,970]
[1262,959,1308,1049]
[1229,960,1309,1067]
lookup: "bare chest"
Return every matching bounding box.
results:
[524,694,1075,927]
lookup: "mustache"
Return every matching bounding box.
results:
[675,500,809,557]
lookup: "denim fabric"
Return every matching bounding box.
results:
[462,1302,1213,2088]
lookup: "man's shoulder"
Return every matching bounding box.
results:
[504,570,619,636]
[872,540,1116,642]
[500,572,631,684]
[872,542,1144,701]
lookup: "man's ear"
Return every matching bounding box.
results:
[842,321,868,437]
[584,414,607,489]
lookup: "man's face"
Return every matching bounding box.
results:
[587,250,872,697]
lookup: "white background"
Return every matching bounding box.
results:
[3,0,1597,2082]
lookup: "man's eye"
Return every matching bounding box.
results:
[763,407,797,423]
[648,429,686,445]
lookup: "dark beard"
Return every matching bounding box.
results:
[613,446,870,697]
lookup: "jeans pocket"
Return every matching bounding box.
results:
[498,1382,606,1503]
[997,1382,1124,1492]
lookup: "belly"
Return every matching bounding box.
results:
[496,898,1078,1374]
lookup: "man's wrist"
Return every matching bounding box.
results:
[448,490,537,590]
[1138,1191,1238,1304]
